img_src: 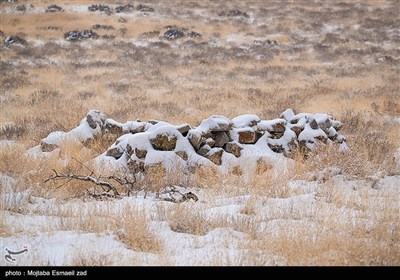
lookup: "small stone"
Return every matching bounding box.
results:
[150,133,177,151]
[205,138,215,148]
[106,146,123,159]
[175,151,188,161]
[188,131,202,151]
[135,148,147,159]
[197,145,211,157]
[238,130,256,144]
[213,131,230,147]
[224,142,242,158]
[206,149,224,165]
[176,124,191,136]
[268,143,284,153]
[290,126,303,137]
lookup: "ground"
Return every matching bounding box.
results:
[1,0,399,265]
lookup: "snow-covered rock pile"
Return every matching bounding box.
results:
[64,30,99,41]
[37,109,346,173]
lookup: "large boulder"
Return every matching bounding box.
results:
[213,131,230,147]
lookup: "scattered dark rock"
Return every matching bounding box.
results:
[40,141,58,153]
[88,4,112,14]
[137,4,154,12]
[253,39,278,46]
[118,17,127,23]
[92,24,114,30]
[64,30,99,41]
[219,9,249,18]
[127,159,145,173]
[45,4,63,13]
[187,31,201,38]
[115,4,134,13]
[4,36,26,46]
[164,29,185,40]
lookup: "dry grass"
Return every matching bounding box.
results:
[1,0,399,266]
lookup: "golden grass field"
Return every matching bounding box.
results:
[1,0,399,265]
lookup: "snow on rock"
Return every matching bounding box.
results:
[232,114,261,128]
[36,109,347,176]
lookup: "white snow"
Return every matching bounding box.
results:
[232,114,261,128]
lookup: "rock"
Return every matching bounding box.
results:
[219,9,249,18]
[118,17,127,23]
[128,123,146,134]
[205,138,215,148]
[232,114,260,128]
[290,126,303,137]
[187,31,201,38]
[213,131,230,147]
[104,120,123,136]
[135,148,147,159]
[175,151,188,161]
[92,24,114,30]
[137,4,154,12]
[64,30,99,41]
[268,143,284,153]
[332,120,343,131]
[115,4,134,13]
[257,119,286,133]
[197,145,211,157]
[4,36,26,46]
[125,143,134,157]
[86,110,106,129]
[206,148,224,165]
[188,131,202,150]
[127,159,145,173]
[224,142,243,158]
[88,4,112,13]
[164,29,185,40]
[238,129,256,144]
[255,158,273,174]
[106,146,123,159]
[45,4,63,13]
[314,114,332,131]
[150,133,177,151]
[40,141,58,152]
[16,4,33,12]
[232,166,242,176]
[176,124,191,136]
[280,108,296,121]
